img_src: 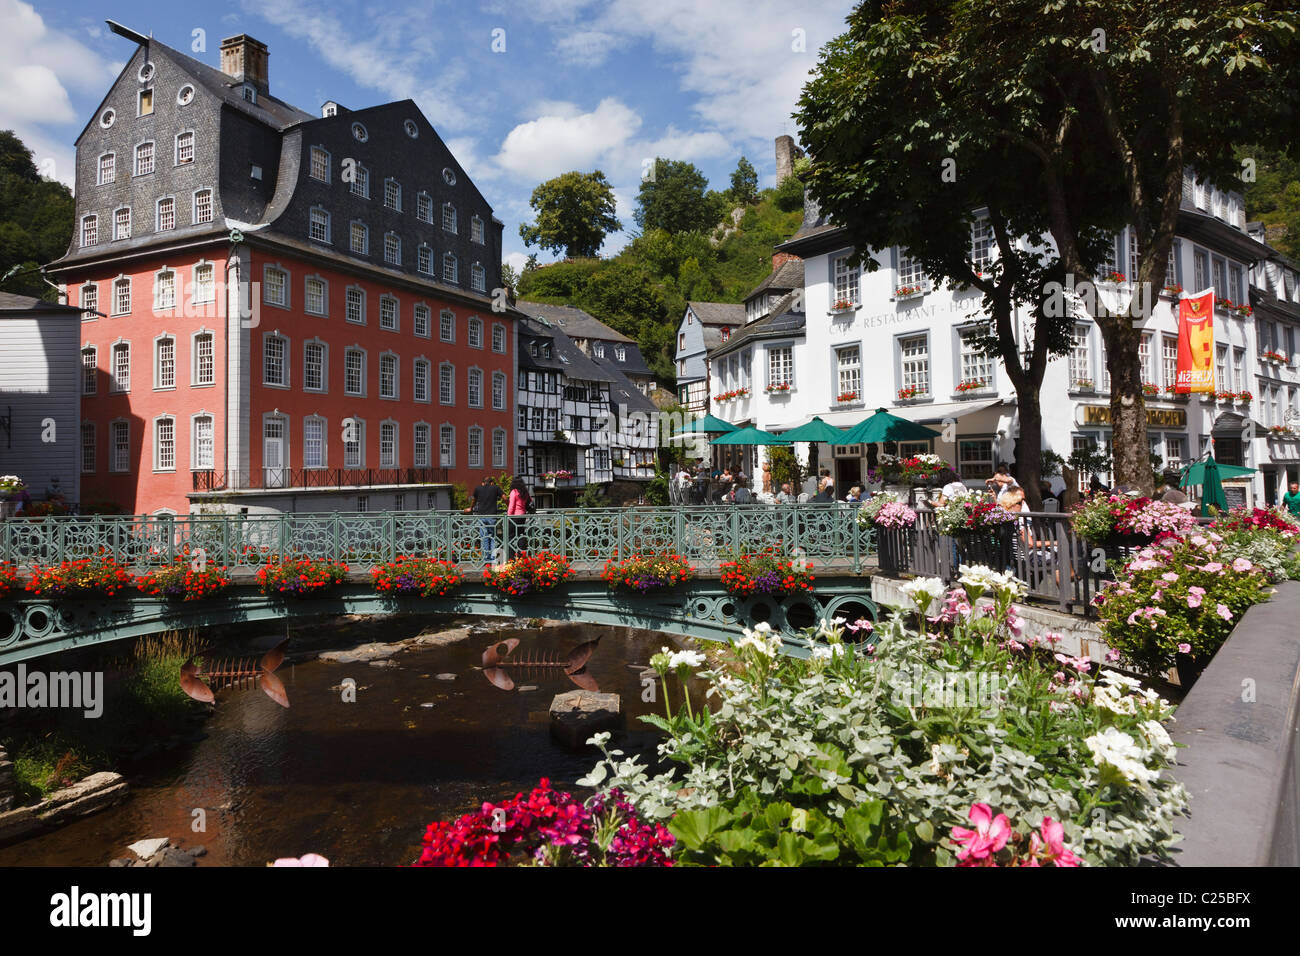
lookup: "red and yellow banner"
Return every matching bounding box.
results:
[1175,289,1215,393]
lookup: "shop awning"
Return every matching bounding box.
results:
[890,399,1005,425]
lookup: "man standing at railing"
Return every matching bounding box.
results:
[468,475,502,564]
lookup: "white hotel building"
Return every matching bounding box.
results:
[688,175,1300,505]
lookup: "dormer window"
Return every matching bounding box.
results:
[593,343,606,358]
[242,84,257,104]
[721,328,731,343]
[615,346,626,362]
[138,89,154,116]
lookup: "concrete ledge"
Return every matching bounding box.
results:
[1169,580,1300,866]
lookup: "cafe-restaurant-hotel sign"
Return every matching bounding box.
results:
[1075,405,1189,428]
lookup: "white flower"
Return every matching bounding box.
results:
[1137,720,1176,762]
[1085,726,1160,784]
[752,621,772,634]
[667,649,705,670]
[1092,682,1138,716]
[811,644,845,662]
[734,631,780,657]
[1100,670,1143,691]
[900,577,946,603]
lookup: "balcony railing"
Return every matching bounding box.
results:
[192,467,450,492]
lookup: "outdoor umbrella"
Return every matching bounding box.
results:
[778,416,849,444]
[836,408,942,445]
[710,426,792,445]
[671,414,739,438]
[1180,454,1246,517]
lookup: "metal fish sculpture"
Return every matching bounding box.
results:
[180,639,290,708]
[481,636,600,692]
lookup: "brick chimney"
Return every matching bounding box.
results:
[220,35,270,92]
[772,251,800,271]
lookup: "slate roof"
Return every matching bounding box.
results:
[518,318,613,382]
[520,302,634,343]
[708,289,806,359]
[686,301,745,326]
[743,259,804,302]
[0,293,84,314]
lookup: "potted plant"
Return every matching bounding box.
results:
[895,386,919,401]
[1072,378,1095,392]
[954,379,988,394]
[895,284,926,299]
[1100,270,1126,284]
[839,389,861,403]
[764,382,792,394]
[1141,382,1160,396]
[0,475,23,519]
[1235,390,1254,405]
[830,298,856,313]
[1163,283,1184,296]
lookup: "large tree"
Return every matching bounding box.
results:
[519,170,622,259]
[798,1,1300,495]
[635,158,727,234]
[0,130,74,301]
[729,156,759,206]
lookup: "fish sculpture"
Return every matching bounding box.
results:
[180,638,290,708]
[481,636,600,692]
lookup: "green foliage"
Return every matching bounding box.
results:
[1240,145,1300,259]
[728,156,759,207]
[772,173,805,212]
[644,470,669,506]
[575,484,606,510]
[766,447,803,489]
[635,158,727,235]
[450,483,470,511]
[519,170,622,258]
[1040,450,1066,478]
[0,130,74,300]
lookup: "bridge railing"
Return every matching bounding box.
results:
[0,505,875,573]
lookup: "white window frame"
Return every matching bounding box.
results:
[468,317,483,348]
[471,263,486,292]
[417,192,433,223]
[110,419,130,472]
[491,323,506,353]
[309,145,330,182]
[112,278,132,316]
[379,420,399,468]
[262,265,289,308]
[156,196,175,232]
[345,347,366,396]
[957,327,993,390]
[111,341,131,392]
[81,215,98,247]
[414,422,431,467]
[1069,324,1092,387]
[175,131,195,166]
[350,163,370,199]
[309,206,331,244]
[81,347,97,395]
[192,262,215,304]
[303,415,327,469]
[263,332,289,388]
[154,334,176,389]
[442,203,457,233]
[134,140,155,177]
[350,221,369,255]
[468,367,483,408]
[418,243,432,274]
[304,275,327,316]
[439,424,455,468]
[468,426,483,468]
[833,254,860,308]
[898,334,929,397]
[153,268,176,312]
[414,358,431,403]
[80,282,98,321]
[384,231,401,265]
[97,152,115,185]
[492,427,506,467]
[443,253,458,283]
[81,421,96,473]
[191,413,215,470]
[192,330,215,386]
[153,416,176,472]
[379,294,399,331]
[343,417,365,468]
[439,362,455,405]
[193,189,213,225]
[492,371,506,410]
[113,206,131,241]
[440,310,455,342]
[472,216,485,244]
[413,303,431,338]
[384,178,402,212]
[380,352,399,400]
[303,339,327,393]
[346,286,366,324]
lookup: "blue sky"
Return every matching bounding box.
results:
[4,0,855,273]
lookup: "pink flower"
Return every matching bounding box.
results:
[1202,562,1224,574]
[1232,558,1253,572]
[1216,603,1233,621]
[1186,586,1205,609]
[1027,817,1082,867]
[1106,648,1121,662]
[272,853,330,867]
[1177,642,1192,654]
[1161,572,1179,582]
[1151,588,1163,603]
[950,803,1012,862]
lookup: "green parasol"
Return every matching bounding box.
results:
[670,414,738,440]
[836,408,942,445]
[1181,454,1237,517]
[710,426,792,446]
[778,416,849,444]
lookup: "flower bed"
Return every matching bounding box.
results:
[26,554,134,598]
[256,555,349,597]
[582,569,1188,866]
[412,779,673,867]
[933,492,1018,536]
[858,492,917,529]
[483,552,574,596]
[1070,494,1198,543]
[135,553,232,600]
[0,562,17,599]
[718,550,814,598]
[371,556,465,598]
[1211,505,1300,538]
[601,552,696,594]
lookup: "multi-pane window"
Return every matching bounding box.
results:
[468,368,483,407]
[1165,435,1186,470]
[345,349,364,395]
[305,276,326,315]
[1161,336,1178,390]
[156,197,175,231]
[380,295,397,330]
[193,416,214,469]
[380,354,397,399]
[1098,233,1121,279]
[114,207,131,240]
[309,207,330,243]
[439,364,454,404]
[468,427,483,468]
[439,425,454,467]
[111,420,130,472]
[970,218,995,272]
[350,221,368,254]
[304,342,325,391]
[414,359,430,402]
[834,344,863,399]
[380,421,397,467]
[263,267,287,307]
[346,287,364,323]
[898,335,929,396]
[471,264,486,292]
[135,141,154,176]
[384,232,401,265]
[417,192,433,222]
[492,371,506,410]
[351,164,370,198]
[1070,325,1091,386]
[175,131,194,165]
[768,346,793,388]
[958,328,992,388]
[1233,348,1245,391]
[414,304,430,337]
[263,335,287,386]
[1229,264,1245,305]
[443,204,457,232]
[1167,243,1178,287]
[193,190,213,224]
[1216,344,1230,391]
[155,336,175,388]
[492,324,506,353]
[897,251,925,290]
[440,310,454,342]
[443,254,458,283]
[384,179,401,211]
[1194,248,1209,290]
[833,255,860,307]
[1138,333,1152,382]
[418,244,432,274]
[155,418,175,470]
[1128,232,1140,282]
[492,428,506,467]
[155,270,176,311]
[1213,258,1229,303]
[304,417,325,469]
[81,348,97,394]
[414,423,430,466]
[81,422,96,473]
[80,283,98,320]
[468,317,483,348]
[81,215,98,246]
[193,263,214,303]
[343,419,363,467]
[98,153,115,185]
[112,343,131,391]
[113,278,131,315]
[472,216,485,244]
[957,439,995,482]
[310,146,329,181]
[194,333,214,385]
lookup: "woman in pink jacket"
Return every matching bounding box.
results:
[505,477,532,559]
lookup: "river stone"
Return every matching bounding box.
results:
[420,702,436,708]
[436,673,457,681]
[158,847,196,867]
[38,772,128,824]
[187,845,207,857]
[128,837,169,859]
[550,691,622,748]
[319,642,404,663]
[413,627,472,647]
[108,858,132,867]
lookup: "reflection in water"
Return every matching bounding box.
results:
[0,621,694,867]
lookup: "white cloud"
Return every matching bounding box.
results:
[552,30,622,67]
[502,250,529,277]
[496,97,642,180]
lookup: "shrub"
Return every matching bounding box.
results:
[483,552,574,596]
[602,552,696,593]
[717,550,814,597]
[26,553,133,598]
[256,556,349,597]
[370,556,465,598]
[135,553,232,600]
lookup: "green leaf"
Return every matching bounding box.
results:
[668,806,734,850]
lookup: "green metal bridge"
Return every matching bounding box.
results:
[0,506,878,664]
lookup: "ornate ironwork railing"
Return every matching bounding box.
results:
[192,467,450,492]
[0,504,875,574]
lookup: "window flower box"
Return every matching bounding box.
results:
[1262,350,1287,365]
[829,298,857,313]
[1268,425,1295,438]
[1141,382,1159,396]
[1235,391,1254,404]
[1163,283,1184,297]
[1232,304,1254,318]
[1071,379,1095,392]
[954,379,989,394]
[893,283,927,301]
[838,390,861,403]
[894,386,921,401]
[542,469,575,482]
[1099,270,1126,284]
[764,382,792,394]
[1214,390,1236,403]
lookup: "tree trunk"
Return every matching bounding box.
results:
[1014,397,1045,510]
[1101,318,1153,495]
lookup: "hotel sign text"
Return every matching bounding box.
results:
[1077,405,1187,428]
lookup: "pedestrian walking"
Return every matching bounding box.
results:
[468,475,502,564]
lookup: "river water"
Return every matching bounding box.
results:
[0,617,693,867]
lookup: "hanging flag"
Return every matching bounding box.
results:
[1175,289,1215,392]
